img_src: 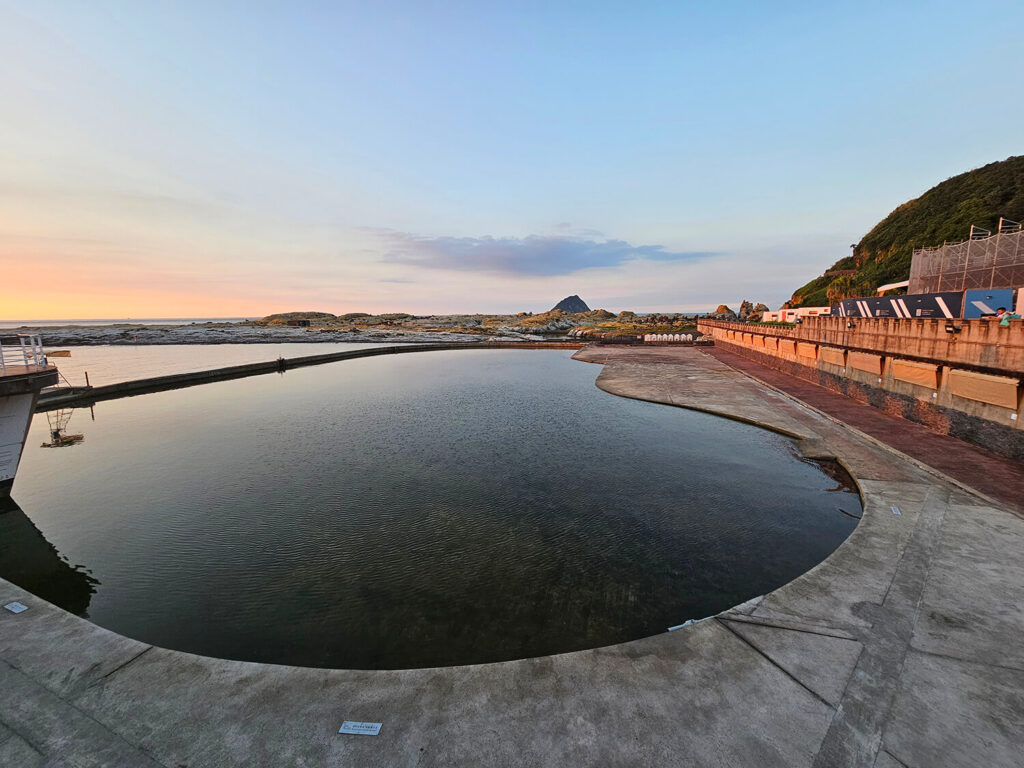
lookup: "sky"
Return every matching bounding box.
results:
[2,1,1023,319]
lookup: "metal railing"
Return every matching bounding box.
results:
[0,334,48,376]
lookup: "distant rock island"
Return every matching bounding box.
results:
[551,295,590,313]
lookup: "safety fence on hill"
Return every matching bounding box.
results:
[909,225,1024,293]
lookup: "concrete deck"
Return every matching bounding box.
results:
[3,345,1023,766]
[703,344,1024,516]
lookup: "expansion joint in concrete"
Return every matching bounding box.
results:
[718,615,859,642]
[906,647,1024,675]
[0,659,169,767]
[879,487,948,610]
[97,645,153,683]
[812,487,950,767]
[879,748,912,768]
[0,715,44,759]
[714,617,837,711]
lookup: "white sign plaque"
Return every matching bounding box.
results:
[3,602,28,614]
[339,721,382,736]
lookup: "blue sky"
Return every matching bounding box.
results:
[2,1,1022,317]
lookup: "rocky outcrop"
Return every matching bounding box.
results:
[551,295,590,313]
[708,301,770,322]
[261,311,336,325]
[749,303,770,321]
[500,310,579,335]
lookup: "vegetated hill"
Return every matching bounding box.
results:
[551,295,590,313]
[787,155,1024,307]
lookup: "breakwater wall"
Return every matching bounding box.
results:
[37,341,585,411]
[698,317,1024,461]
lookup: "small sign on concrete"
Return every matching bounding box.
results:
[3,602,28,614]
[339,721,382,736]
[891,506,902,516]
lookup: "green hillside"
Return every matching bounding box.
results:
[787,155,1024,307]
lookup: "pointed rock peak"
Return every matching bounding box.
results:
[551,295,590,313]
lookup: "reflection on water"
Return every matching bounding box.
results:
[40,407,88,448]
[0,495,97,615]
[10,350,860,669]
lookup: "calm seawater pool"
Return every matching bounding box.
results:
[5,349,859,669]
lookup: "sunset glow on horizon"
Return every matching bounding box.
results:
[3,1,1023,320]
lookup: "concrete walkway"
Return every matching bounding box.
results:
[705,345,1024,516]
[2,345,1023,767]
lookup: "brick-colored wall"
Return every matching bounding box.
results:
[698,318,1024,461]
[722,316,1024,373]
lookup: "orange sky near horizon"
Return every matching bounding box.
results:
[1,246,304,320]
[1,288,277,322]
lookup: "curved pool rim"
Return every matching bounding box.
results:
[3,346,868,675]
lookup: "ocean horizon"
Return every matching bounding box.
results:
[0,318,252,329]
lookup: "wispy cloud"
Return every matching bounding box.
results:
[373,230,718,277]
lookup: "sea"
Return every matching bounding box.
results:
[0,318,250,328]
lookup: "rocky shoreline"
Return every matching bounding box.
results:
[15,322,535,347]
[13,303,727,347]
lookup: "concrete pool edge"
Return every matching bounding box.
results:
[36,341,586,411]
[2,345,1023,766]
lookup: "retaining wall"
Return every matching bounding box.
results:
[698,318,1024,461]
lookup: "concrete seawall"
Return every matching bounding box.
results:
[3,345,1022,766]
[699,318,1024,461]
[701,315,1024,373]
[36,341,585,411]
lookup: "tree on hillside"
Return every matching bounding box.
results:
[826,276,873,303]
